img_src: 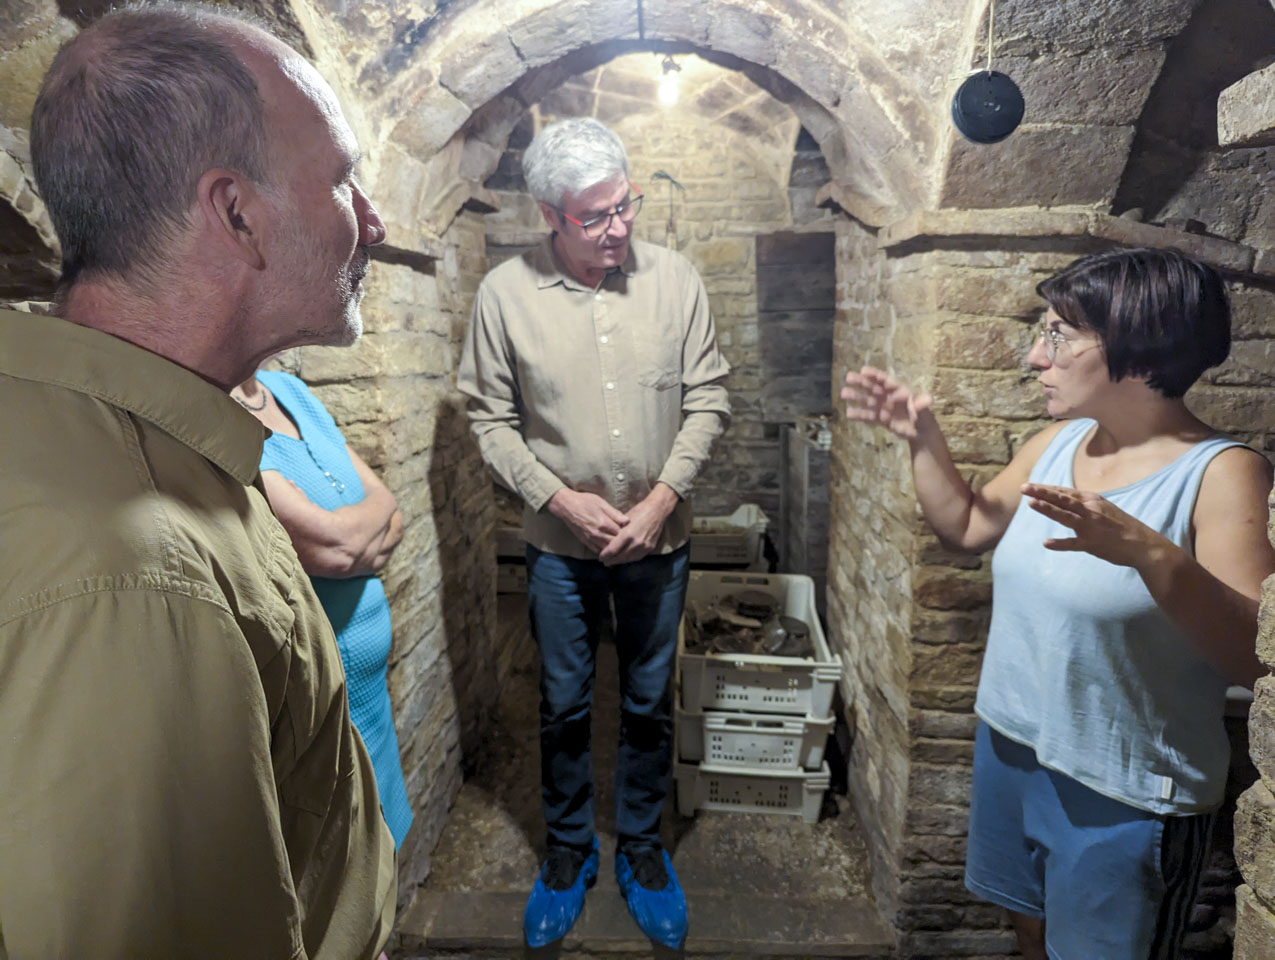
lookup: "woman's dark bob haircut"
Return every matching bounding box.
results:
[1036,247,1231,398]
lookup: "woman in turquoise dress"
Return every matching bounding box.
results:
[232,369,413,849]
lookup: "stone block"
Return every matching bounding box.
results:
[912,609,989,646]
[911,643,985,689]
[1219,62,1275,149]
[437,24,524,109]
[932,369,1047,421]
[1235,884,1275,960]
[932,267,1049,319]
[388,82,473,157]
[707,4,778,68]
[911,736,975,766]
[940,125,1136,210]
[911,708,979,741]
[936,317,1034,372]
[911,686,978,712]
[1207,340,1275,388]
[910,762,972,806]
[507,0,591,66]
[1251,676,1275,793]
[1235,782,1275,904]
[914,568,992,612]
[900,927,1019,957]
[1089,214,1255,273]
[640,0,710,43]
[990,47,1166,126]
[993,0,1194,50]
[906,802,970,837]
[583,0,640,40]
[0,17,76,130]
[1259,594,1275,667]
[900,874,972,913]
[1187,385,1275,437]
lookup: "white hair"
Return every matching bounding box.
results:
[522,117,628,207]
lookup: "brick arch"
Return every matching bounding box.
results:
[378,0,941,225]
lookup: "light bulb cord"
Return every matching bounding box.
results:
[986,0,995,74]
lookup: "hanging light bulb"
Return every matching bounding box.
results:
[658,54,681,106]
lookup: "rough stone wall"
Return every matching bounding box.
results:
[827,215,914,934]
[1222,30,1275,956]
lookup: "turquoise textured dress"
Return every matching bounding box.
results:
[257,370,413,848]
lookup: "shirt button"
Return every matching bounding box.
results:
[612,429,621,437]
[599,335,609,344]
[594,293,603,301]
[616,473,626,481]
[606,382,615,390]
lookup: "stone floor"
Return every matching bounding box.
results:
[395,595,893,959]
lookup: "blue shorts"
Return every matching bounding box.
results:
[965,722,1215,960]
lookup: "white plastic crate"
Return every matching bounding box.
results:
[676,705,832,770]
[496,561,527,594]
[689,504,768,568]
[495,525,524,559]
[674,760,829,823]
[678,571,842,717]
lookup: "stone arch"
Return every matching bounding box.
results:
[371,0,949,226]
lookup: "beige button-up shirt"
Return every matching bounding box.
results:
[0,310,395,959]
[458,237,731,559]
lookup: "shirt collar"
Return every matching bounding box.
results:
[533,234,640,291]
[0,309,266,485]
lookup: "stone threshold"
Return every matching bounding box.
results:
[398,888,894,958]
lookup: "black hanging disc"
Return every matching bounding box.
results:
[951,70,1024,144]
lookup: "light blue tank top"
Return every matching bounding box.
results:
[977,417,1243,814]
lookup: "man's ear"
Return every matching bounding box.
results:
[538,201,563,232]
[197,168,267,270]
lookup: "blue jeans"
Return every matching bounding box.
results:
[526,543,690,852]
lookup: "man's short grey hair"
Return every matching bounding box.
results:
[522,117,628,208]
[30,2,274,292]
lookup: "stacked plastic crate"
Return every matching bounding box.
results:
[673,570,843,823]
[688,504,769,571]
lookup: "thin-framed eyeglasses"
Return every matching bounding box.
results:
[556,182,644,238]
[1036,322,1099,364]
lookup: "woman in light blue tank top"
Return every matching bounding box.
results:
[842,248,1275,958]
[231,368,414,850]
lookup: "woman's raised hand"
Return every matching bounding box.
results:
[841,366,934,439]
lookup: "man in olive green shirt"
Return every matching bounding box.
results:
[0,5,395,957]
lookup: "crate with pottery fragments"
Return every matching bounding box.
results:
[676,571,842,719]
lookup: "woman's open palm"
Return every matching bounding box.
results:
[841,366,933,439]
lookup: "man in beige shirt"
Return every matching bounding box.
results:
[0,5,395,957]
[457,117,730,951]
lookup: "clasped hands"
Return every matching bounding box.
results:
[547,485,677,566]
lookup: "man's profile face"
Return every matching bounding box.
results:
[256,50,385,347]
[550,173,633,279]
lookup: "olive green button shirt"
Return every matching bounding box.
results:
[0,310,395,959]
[458,237,731,559]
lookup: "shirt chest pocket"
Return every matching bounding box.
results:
[631,324,681,390]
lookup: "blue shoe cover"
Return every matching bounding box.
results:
[523,839,599,948]
[615,847,688,949]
